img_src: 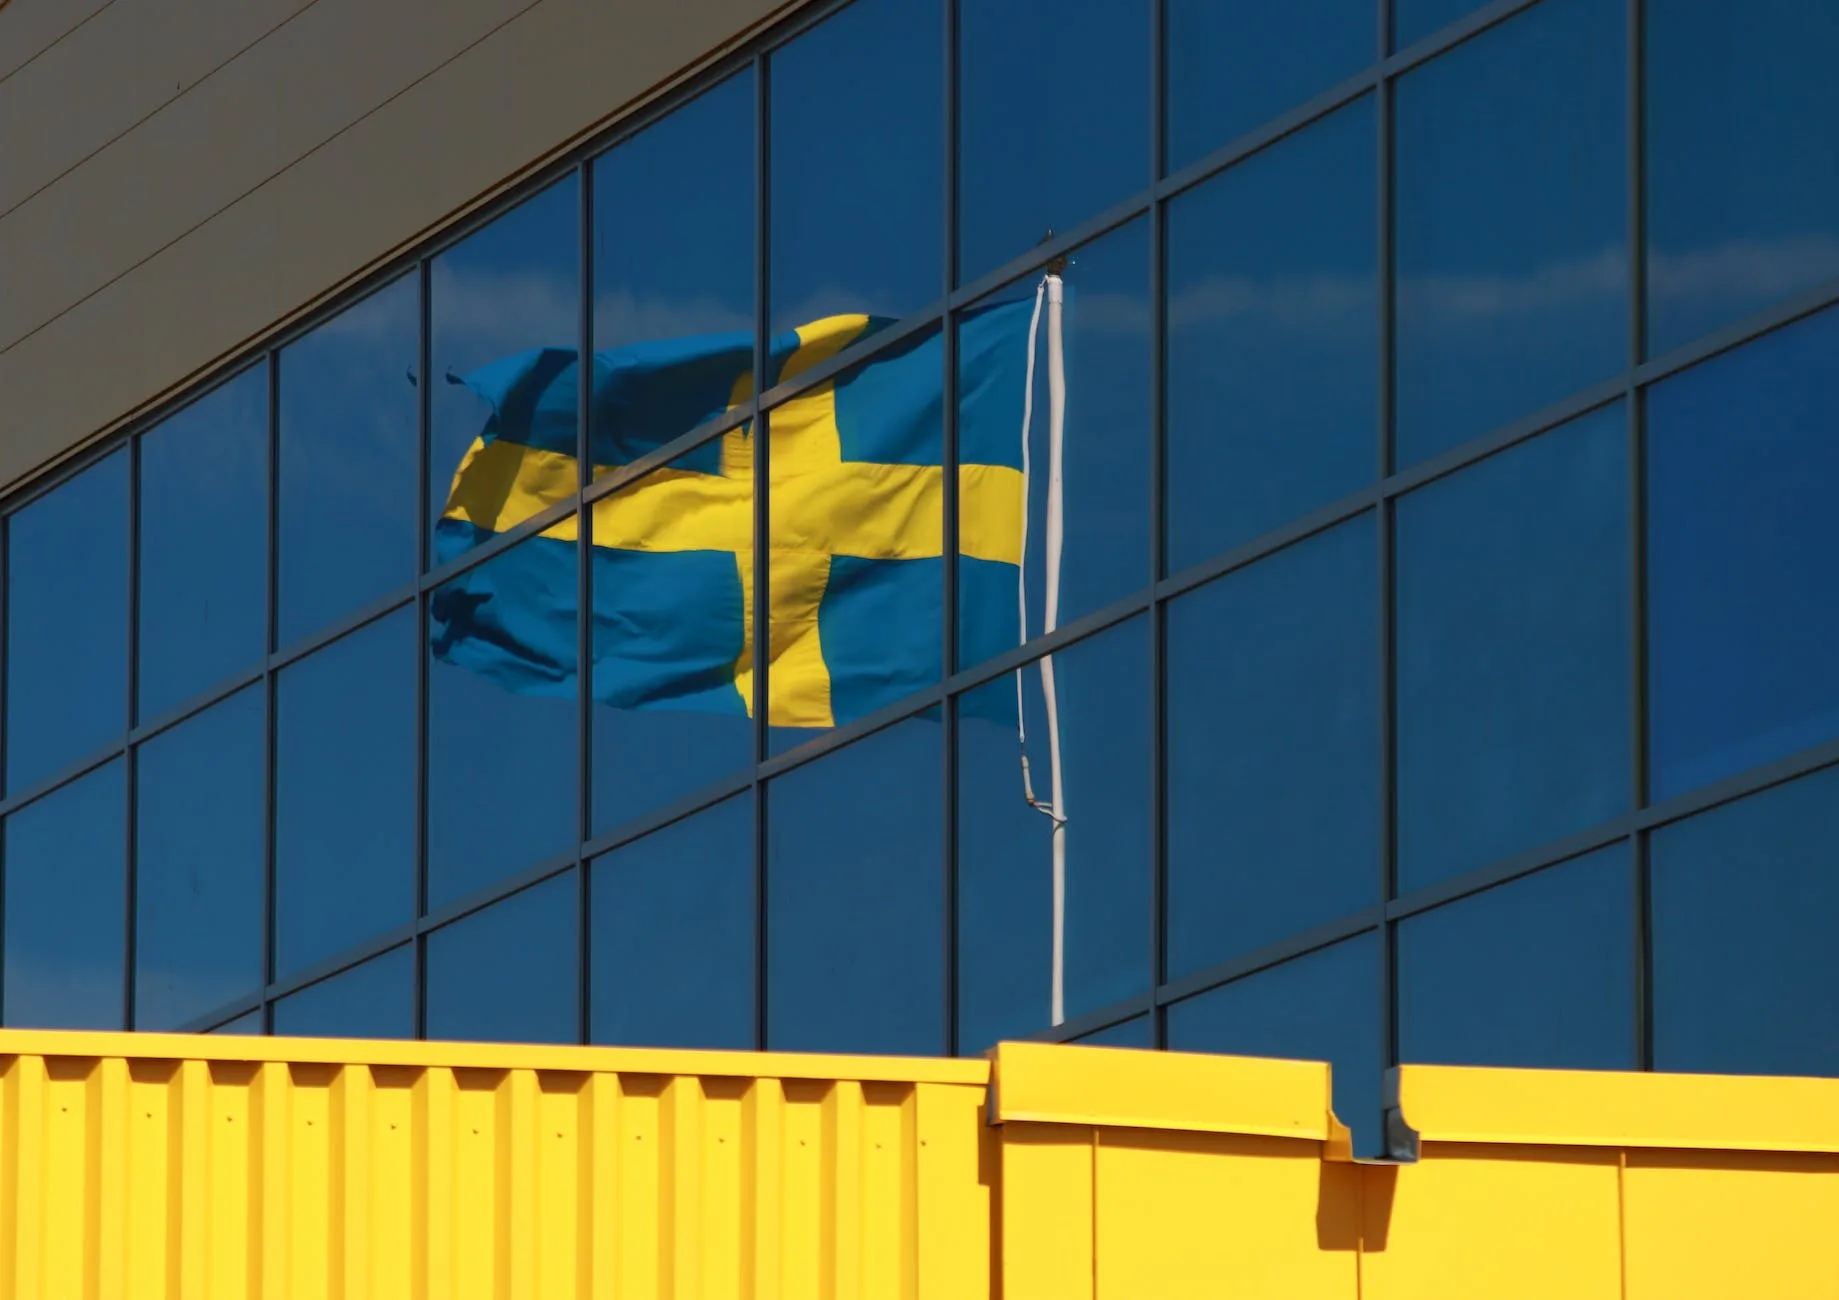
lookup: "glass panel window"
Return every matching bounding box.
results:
[1652,766,1839,1079]
[766,718,941,1055]
[1396,405,1627,892]
[134,686,265,1030]
[278,274,420,645]
[1395,0,1625,466]
[1167,97,1376,571]
[210,1011,262,1034]
[958,218,1150,672]
[431,177,580,563]
[958,0,1150,283]
[1166,935,1381,1153]
[426,874,578,1045]
[273,947,415,1040]
[1074,1016,1152,1048]
[1399,845,1633,1070]
[3,762,125,1029]
[428,525,578,907]
[276,609,416,977]
[590,444,753,836]
[6,451,128,794]
[1646,2,1839,355]
[591,795,754,1050]
[1167,0,1372,174]
[1167,516,1377,980]
[1648,306,1839,800]
[959,618,1151,1053]
[772,0,939,330]
[138,363,269,719]
[1393,0,1489,51]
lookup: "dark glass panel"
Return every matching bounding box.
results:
[210,1011,263,1034]
[1396,405,1627,892]
[591,794,753,1050]
[275,609,416,977]
[134,686,265,1030]
[1074,1015,1152,1048]
[6,451,128,794]
[1393,0,1488,51]
[3,762,125,1029]
[425,873,578,1045]
[278,273,420,645]
[766,717,941,1055]
[273,947,415,1040]
[1167,98,1375,569]
[959,618,1151,1052]
[1166,516,1378,979]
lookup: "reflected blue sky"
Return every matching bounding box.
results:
[274,946,414,1040]
[426,874,577,1044]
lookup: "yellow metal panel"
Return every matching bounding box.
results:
[998,1121,1094,1300]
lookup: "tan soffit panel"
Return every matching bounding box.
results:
[0,0,116,84]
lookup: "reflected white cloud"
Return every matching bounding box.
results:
[1649,233,1839,307]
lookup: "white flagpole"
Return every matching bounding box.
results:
[1016,282,1047,815]
[1042,269,1068,1027]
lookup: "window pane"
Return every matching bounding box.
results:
[591,795,753,1050]
[1396,405,1627,892]
[958,218,1150,672]
[3,762,125,1029]
[1647,2,1839,355]
[428,525,578,907]
[590,444,753,836]
[7,451,127,793]
[1395,0,1625,466]
[426,874,577,1045]
[431,177,580,562]
[959,618,1150,1053]
[138,363,269,719]
[1399,845,1633,1070]
[1167,516,1377,979]
[278,274,419,645]
[767,326,943,752]
[772,0,938,330]
[1168,0,1371,173]
[210,1011,262,1034]
[1166,935,1381,1152]
[276,609,416,977]
[1648,307,1839,800]
[273,947,414,1040]
[1652,766,1839,1078]
[958,0,1149,282]
[593,70,753,478]
[1167,98,1376,571]
[134,686,265,1030]
[1074,1015,1151,1048]
[1393,0,1488,51]
[767,718,941,1054]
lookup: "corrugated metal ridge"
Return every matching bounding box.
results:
[1395,1064,1839,1154]
[0,1028,993,1086]
[988,1042,1343,1142]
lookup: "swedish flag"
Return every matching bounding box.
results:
[432,300,1035,729]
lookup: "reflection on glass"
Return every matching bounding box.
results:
[1074,1016,1152,1048]
[273,946,414,1040]
[767,718,941,1055]
[772,0,939,329]
[958,219,1150,671]
[138,363,268,719]
[958,0,1150,282]
[1647,2,1839,354]
[1167,0,1372,173]
[1396,405,1627,892]
[276,609,416,977]
[1393,0,1488,51]
[210,1011,263,1034]
[279,274,419,645]
[3,761,125,1029]
[1166,935,1381,1153]
[591,795,753,1049]
[590,445,754,835]
[6,451,127,794]
[1166,517,1377,980]
[430,177,579,561]
[1399,845,1632,1070]
[1395,0,1625,466]
[134,686,265,1030]
[1652,766,1839,1078]
[426,874,577,1045]
[428,527,577,907]
[1649,306,1839,800]
[1167,99,1376,569]
[959,618,1150,1052]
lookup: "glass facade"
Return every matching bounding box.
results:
[3,0,1836,1152]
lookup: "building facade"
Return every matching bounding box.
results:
[0,0,1835,1152]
